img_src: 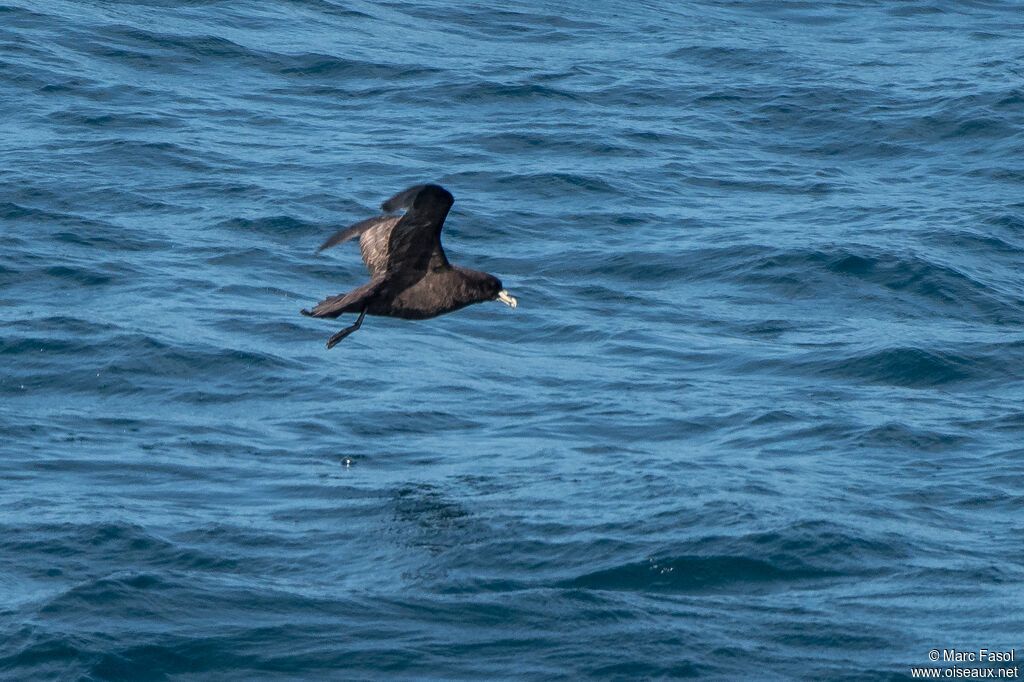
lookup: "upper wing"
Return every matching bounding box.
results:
[313,184,454,284]
[316,215,400,278]
[315,215,393,254]
[384,184,453,279]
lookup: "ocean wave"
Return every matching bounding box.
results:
[807,345,1010,388]
[562,555,834,593]
[560,522,904,594]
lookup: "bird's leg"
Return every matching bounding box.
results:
[326,308,367,349]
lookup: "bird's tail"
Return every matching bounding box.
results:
[301,280,380,319]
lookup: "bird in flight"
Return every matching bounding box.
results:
[302,184,517,348]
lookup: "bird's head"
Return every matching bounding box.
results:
[485,274,517,308]
[465,270,517,308]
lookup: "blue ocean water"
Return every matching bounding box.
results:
[2,0,1023,679]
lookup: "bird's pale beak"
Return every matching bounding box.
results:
[497,289,517,308]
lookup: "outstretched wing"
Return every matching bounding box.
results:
[315,215,392,254]
[316,215,400,277]
[383,184,453,280]
[315,183,432,256]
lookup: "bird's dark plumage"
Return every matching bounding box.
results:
[302,184,517,348]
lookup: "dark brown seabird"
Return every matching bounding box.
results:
[301,184,517,348]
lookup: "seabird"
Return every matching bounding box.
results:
[302,184,517,348]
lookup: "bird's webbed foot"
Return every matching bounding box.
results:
[326,308,367,349]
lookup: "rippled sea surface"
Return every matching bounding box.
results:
[3,1,1023,679]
